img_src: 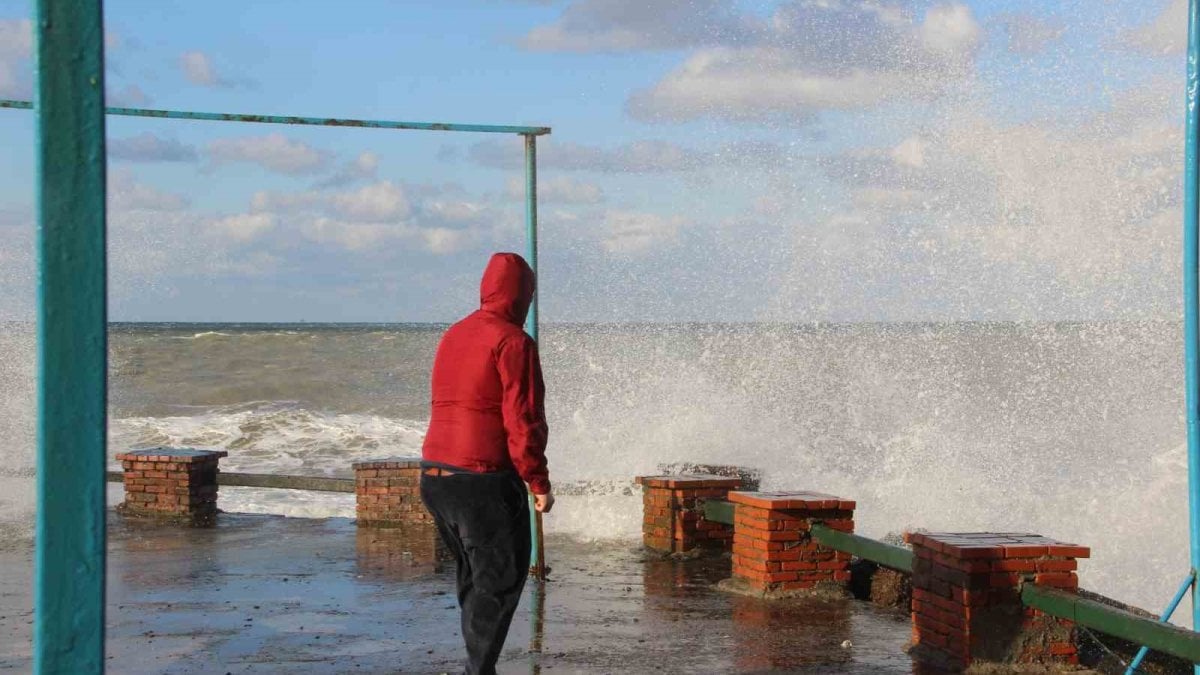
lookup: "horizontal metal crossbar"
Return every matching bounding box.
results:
[0,99,551,135]
[700,499,914,572]
[810,523,914,573]
[106,470,355,493]
[702,498,736,525]
[105,471,638,496]
[1022,585,1200,663]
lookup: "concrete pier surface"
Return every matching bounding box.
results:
[0,513,921,673]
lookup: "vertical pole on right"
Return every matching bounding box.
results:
[523,133,545,581]
[33,0,109,672]
[1186,0,1200,665]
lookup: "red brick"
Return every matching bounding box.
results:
[989,572,1022,587]
[1036,559,1078,572]
[731,536,788,552]
[1046,545,1089,558]
[1034,573,1078,590]
[1002,544,1048,558]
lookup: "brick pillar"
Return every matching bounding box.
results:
[906,532,1089,671]
[116,448,227,523]
[635,474,743,554]
[724,491,855,598]
[353,458,433,527]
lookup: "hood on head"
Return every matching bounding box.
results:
[479,252,535,325]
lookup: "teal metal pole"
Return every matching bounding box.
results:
[33,1,108,673]
[1186,0,1200,664]
[524,134,539,342]
[523,133,544,580]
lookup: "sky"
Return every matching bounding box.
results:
[0,0,1190,323]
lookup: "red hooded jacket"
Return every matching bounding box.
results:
[421,253,551,494]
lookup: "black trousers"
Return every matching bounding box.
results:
[420,469,531,675]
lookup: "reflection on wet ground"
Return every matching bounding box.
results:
[0,513,916,673]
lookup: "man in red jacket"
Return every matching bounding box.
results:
[420,252,552,675]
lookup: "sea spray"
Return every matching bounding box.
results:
[0,326,35,546]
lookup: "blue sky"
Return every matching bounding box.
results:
[0,0,1189,322]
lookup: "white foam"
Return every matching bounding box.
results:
[109,403,427,476]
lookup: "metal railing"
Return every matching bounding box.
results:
[700,499,1200,666]
[105,471,356,493]
[106,471,635,496]
[1022,585,1200,663]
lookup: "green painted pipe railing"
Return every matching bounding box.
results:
[810,523,913,573]
[700,500,914,573]
[1023,585,1200,664]
[702,498,1200,662]
[105,471,355,493]
[702,498,736,525]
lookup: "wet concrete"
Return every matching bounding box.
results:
[0,512,919,673]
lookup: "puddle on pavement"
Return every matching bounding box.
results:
[0,512,918,673]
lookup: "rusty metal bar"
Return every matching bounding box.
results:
[0,99,551,135]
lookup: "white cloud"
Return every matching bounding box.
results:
[250,190,323,214]
[422,199,486,225]
[212,251,283,278]
[301,218,407,252]
[601,210,683,254]
[995,13,1066,56]
[918,4,982,57]
[890,136,927,169]
[1121,0,1186,55]
[179,51,226,87]
[242,180,483,255]
[210,213,276,243]
[329,181,411,222]
[506,176,604,203]
[521,0,754,52]
[314,151,381,189]
[108,169,189,212]
[110,133,198,162]
[208,134,332,175]
[629,47,939,122]
[628,3,981,122]
[472,138,702,172]
[422,227,473,254]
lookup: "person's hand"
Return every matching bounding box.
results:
[533,491,555,514]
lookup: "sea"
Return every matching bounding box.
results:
[0,320,1189,621]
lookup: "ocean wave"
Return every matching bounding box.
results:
[110,402,428,476]
[171,330,312,340]
[172,331,235,340]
